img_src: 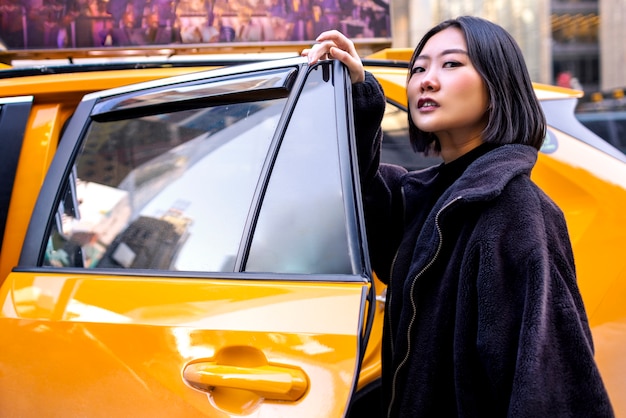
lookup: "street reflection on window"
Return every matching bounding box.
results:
[45,98,284,272]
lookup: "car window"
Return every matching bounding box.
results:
[246,64,357,274]
[0,96,33,252]
[43,94,287,272]
[380,102,442,170]
[541,98,626,162]
[576,111,626,154]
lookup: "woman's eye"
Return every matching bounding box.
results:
[443,61,461,68]
[411,66,425,74]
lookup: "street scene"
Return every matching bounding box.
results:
[1,0,625,417]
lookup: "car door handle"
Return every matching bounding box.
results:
[183,362,308,401]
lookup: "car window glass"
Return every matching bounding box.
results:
[0,96,33,254]
[542,99,626,162]
[380,102,442,170]
[44,96,287,271]
[576,111,626,154]
[615,119,626,152]
[580,119,612,144]
[246,64,354,274]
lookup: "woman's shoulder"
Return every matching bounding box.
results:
[480,172,568,239]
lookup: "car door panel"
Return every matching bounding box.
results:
[0,272,367,416]
[0,58,372,417]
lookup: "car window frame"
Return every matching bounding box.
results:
[17,58,372,283]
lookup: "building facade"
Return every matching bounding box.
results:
[389,0,625,96]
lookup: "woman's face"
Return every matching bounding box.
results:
[407,27,489,158]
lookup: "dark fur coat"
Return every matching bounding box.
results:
[352,73,614,417]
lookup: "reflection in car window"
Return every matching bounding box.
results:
[44,95,287,272]
[246,64,354,274]
[380,102,442,171]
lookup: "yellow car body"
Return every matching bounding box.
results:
[0,50,625,416]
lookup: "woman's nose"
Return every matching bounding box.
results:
[420,71,438,92]
[420,77,437,92]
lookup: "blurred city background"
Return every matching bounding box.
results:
[393,0,625,110]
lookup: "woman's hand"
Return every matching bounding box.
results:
[301,30,365,84]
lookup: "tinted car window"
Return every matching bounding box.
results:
[576,111,626,154]
[541,98,626,162]
[380,102,442,170]
[0,96,32,252]
[246,65,354,274]
[44,95,287,272]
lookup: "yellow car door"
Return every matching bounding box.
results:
[0,59,374,417]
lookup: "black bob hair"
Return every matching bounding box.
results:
[407,16,547,154]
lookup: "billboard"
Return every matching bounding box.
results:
[0,0,390,50]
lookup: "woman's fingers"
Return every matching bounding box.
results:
[327,45,365,84]
[301,30,365,84]
[302,42,334,64]
[316,30,359,57]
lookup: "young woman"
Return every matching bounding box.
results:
[304,16,614,417]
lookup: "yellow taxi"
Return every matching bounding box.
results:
[0,49,625,416]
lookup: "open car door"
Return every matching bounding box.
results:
[0,58,375,417]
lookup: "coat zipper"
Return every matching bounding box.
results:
[386,196,462,417]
